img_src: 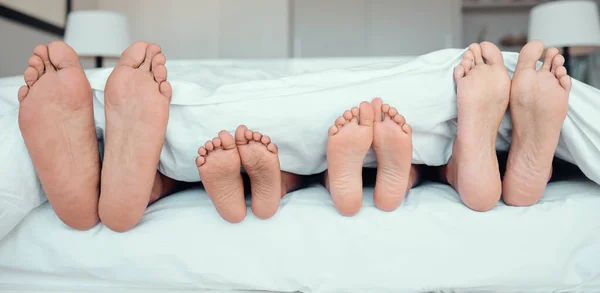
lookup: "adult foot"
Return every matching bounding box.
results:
[371,98,414,211]
[236,125,282,220]
[503,41,571,206]
[446,42,510,212]
[98,42,172,232]
[197,131,246,223]
[326,101,374,216]
[18,41,100,230]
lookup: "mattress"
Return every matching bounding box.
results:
[1,56,600,292]
[1,181,600,293]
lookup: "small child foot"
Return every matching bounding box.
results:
[326,101,374,216]
[235,125,283,220]
[371,98,414,211]
[197,131,246,223]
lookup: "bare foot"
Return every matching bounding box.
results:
[446,42,510,212]
[197,131,246,223]
[235,125,283,219]
[326,101,374,216]
[98,42,173,232]
[18,41,100,230]
[503,41,571,206]
[371,98,415,211]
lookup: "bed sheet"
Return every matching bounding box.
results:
[1,180,600,293]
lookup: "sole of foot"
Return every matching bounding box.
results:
[446,42,510,212]
[502,40,571,206]
[18,41,100,230]
[326,101,374,216]
[197,130,247,223]
[371,98,414,211]
[235,125,282,220]
[98,42,173,232]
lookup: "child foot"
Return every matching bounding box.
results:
[503,41,571,206]
[235,125,282,220]
[446,42,510,211]
[18,41,100,230]
[326,101,374,216]
[371,98,413,211]
[99,42,172,232]
[197,131,246,223]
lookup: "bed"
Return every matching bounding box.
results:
[1,55,600,293]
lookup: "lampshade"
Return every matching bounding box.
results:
[64,11,131,57]
[529,0,600,54]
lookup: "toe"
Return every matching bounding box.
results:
[261,135,271,145]
[118,41,150,68]
[252,131,262,142]
[235,125,250,145]
[245,129,254,140]
[151,53,166,71]
[198,147,207,156]
[205,141,214,151]
[351,106,359,117]
[329,125,339,136]
[47,41,82,70]
[335,116,347,127]
[469,43,484,64]
[212,137,222,149]
[153,65,168,84]
[24,67,39,87]
[559,75,572,92]
[382,104,390,113]
[343,110,353,121]
[388,107,398,118]
[372,97,383,122]
[480,41,504,66]
[267,143,278,154]
[393,114,406,125]
[517,40,544,70]
[18,85,29,102]
[218,130,236,150]
[542,47,559,71]
[462,50,475,72]
[141,43,162,71]
[358,101,374,126]
[551,54,565,74]
[555,66,568,79]
[28,55,44,77]
[159,81,172,99]
[402,123,412,135]
[33,44,55,72]
[454,65,465,81]
[196,156,206,167]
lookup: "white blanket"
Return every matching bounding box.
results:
[1,51,600,230]
[1,51,600,292]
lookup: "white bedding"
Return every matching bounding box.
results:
[1,182,600,293]
[1,54,600,292]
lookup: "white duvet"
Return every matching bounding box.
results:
[1,51,600,292]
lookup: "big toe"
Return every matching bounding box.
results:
[218,130,236,150]
[118,41,150,68]
[48,41,82,70]
[480,42,504,66]
[372,97,384,122]
[359,101,374,126]
[517,40,545,70]
[235,125,250,144]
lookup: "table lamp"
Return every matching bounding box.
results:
[529,0,600,73]
[64,11,132,68]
